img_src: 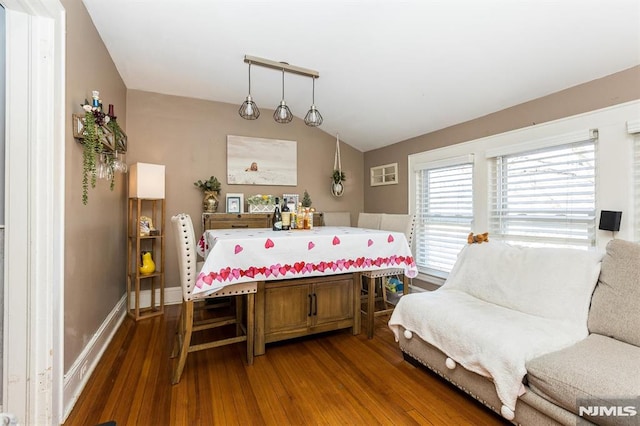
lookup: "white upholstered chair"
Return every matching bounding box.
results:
[323,211,352,227]
[357,212,382,229]
[361,213,416,338]
[170,213,257,384]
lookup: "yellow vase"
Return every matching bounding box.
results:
[140,251,156,275]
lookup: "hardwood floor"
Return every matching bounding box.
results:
[63,304,508,426]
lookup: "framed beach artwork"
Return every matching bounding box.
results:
[227,135,297,186]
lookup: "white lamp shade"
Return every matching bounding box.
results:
[129,162,165,199]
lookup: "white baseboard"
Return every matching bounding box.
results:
[62,286,182,422]
[62,294,127,422]
[128,285,182,308]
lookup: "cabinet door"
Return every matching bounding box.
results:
[264,282,310,336]
[313,277,354,326]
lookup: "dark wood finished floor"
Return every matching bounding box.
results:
[63,304,508,426]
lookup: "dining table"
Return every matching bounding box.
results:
[195,225,417,354]
[195,225,417,296]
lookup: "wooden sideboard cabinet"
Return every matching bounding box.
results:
[202,212,271,231]
[202,212,325,231]
[254,273,360,355]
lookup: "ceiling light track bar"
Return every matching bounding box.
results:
[244,55,319,78]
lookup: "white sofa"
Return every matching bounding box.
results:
[389,239,640,425]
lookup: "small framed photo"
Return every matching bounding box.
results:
[226,193,244,213]
[283,193,298,211]
[139,215,154,236]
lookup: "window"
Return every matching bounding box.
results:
[414,158,473,276]
[370,163,398,186]
[489,139,596,249]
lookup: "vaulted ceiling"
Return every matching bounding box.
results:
[83,0,640,152]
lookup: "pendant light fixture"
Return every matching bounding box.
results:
[239,55,319,124]
[239,62,260,120]
[304,76,323,127]
[273,68,293,124]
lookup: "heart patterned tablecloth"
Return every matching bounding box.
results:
[194,226,417,296]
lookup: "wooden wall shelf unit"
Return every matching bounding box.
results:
[127,198,165,320]
[202,212,324,232]
[254,273,360,356]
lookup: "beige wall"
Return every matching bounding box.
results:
[125,90,364,289]
[63,0,128,371]
[364,66,640,213]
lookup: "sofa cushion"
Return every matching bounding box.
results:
[443,241,603,324]
[588,239,640,346]
[526,334,640,425]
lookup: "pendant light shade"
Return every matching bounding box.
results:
[273,69,293,124]
[239,62,260,120]
[304,77,323,127]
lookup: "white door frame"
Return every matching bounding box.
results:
[2,0,64,424]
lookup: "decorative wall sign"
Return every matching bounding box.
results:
[227,135,297,186]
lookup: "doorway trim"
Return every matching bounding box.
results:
[2,0,65,424]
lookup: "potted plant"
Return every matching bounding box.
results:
[194,175,221,212]
[331,169,346,197]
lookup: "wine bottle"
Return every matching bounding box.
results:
[272,197,282,231]
[281,198,291,230]
[290,207,297,230]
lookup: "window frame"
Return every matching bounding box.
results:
[412,155,474,278]
[408,102,639,287]
[487,138,597,249]
[628,119,640,243]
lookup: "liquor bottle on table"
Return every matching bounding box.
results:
[296,202,304,229]
[272,197,282,231]
[281,198,291,230]
[303,208,310,230]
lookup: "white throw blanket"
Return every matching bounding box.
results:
[388,241,603,412]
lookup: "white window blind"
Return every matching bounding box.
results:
[489,139,596,249]
[414,159,473,276]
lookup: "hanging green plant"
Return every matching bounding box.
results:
[107,118,125,150]
[76,92,129,205]
[81,110,100,205]
[332,169,346,183]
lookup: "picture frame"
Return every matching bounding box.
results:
[283,193,299,211]
[227,135,297,186]
[226,193,244,213]
[139,215,154,236]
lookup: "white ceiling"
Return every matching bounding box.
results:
[83,0,640,152]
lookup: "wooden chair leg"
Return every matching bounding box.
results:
[171,300,186,358]
[235,294,244,336]
[172,300,194,385]
[246,293,255,366]
[366,275,375,339]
